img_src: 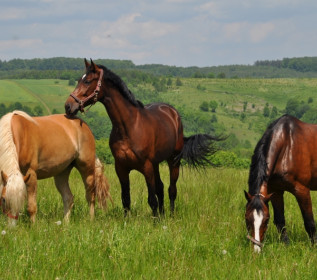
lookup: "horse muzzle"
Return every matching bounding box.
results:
[65,100,80,116]
[247,234,264,251]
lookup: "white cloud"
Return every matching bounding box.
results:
[90,13,179,50]
[249,22,275,43]
[0,8,26,20]
[0,0,316,66]
[221,21,275,44]
[197,1,225,18]
[0,39,43,52]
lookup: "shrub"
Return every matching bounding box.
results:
[210,151,250,169]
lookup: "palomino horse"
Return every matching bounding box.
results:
[65,59,221,216]
[245,114,317,252]
[0,111,111,226]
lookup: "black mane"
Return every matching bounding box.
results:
[248,114,289,195]
[250,195,264,213]
[97,65,143,108]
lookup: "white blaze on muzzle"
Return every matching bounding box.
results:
[253,209,263,253]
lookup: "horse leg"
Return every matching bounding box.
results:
[167,160,180,214]
[271,191,289,244]
[153,164,164,215]
[26,170,38,223]
[77,168,96,220]
[115,163,131,216]
[54,167,74,223]
[143,162,158,217]
[293,186,317,244]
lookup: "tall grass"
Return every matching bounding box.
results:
[1,166,317,279]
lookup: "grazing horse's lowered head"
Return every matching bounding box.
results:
[244,191,273,253]
[0,171,30,226]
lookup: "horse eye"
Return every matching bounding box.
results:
[83,79,91,85]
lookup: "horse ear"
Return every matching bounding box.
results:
[23,173,31,184]
[263,193,273,204]
[84,58,90,69]
[244,190,252,202]
[1,171,8,185]
[90,59,99,72]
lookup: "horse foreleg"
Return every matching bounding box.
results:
[271,191,289,244]
[115,163,131,216]
[26,171,38,223]
[54,168,74,222]
[294,186,317,244]
[167,160,180,214]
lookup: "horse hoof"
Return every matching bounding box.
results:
[282,236,290,245]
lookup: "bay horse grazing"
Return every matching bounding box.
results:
[245,114,317,252]
[65,59,221,216]
[0,111,111,226]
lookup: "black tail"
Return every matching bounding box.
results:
[176,134,222,168]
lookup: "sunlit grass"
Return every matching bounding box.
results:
[1,166,317,279]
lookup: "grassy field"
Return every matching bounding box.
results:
[1,166,317,279]
[2,77,317,278]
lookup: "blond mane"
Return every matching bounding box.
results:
[0,111,36,180]
[0,111,36,216]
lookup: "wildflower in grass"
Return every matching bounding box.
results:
[162,225,168,230]
[222,250,227,255]
[55,221,62,226]
[1,230,6,236]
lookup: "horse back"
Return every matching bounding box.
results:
[268,115,317,191]
[141,103,184,158]
[11,114,95,178]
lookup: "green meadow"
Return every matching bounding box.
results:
[1,166,317,279]
[1,78,317,279]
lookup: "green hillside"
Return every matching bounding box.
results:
[1,77,317,165]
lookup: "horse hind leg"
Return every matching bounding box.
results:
[115,163,131,216]
[154,164,164,215]
[167,159,180,214]
[80,171,96,220]
[293,184,317,244]
[54,168,74,223]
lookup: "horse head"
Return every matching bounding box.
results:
[0,171,30,225]
[244,191,273,253]
[65,59,104,116]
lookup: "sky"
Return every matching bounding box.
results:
[0,0,316,67]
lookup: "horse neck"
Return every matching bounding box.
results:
[0,113,20,179]
[100,87,138,135]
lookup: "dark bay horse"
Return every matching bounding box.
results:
[245,114,317,252]
[0,111,111,226]
[65,59,221,216]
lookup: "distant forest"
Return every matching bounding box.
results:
[0,56,317,80]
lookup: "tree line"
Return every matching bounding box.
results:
[254,57,317,73]
[1,56,317,80]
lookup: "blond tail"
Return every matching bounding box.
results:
[94,157,113,209]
